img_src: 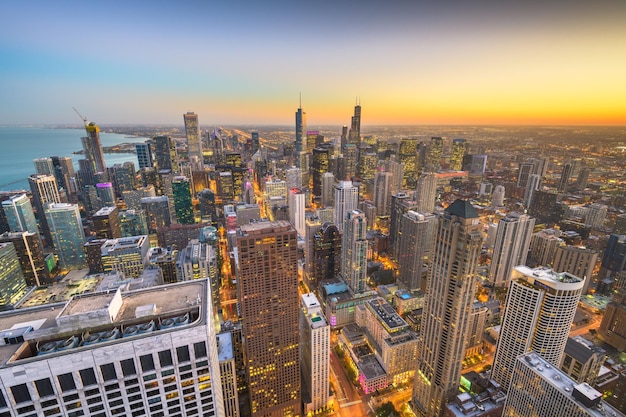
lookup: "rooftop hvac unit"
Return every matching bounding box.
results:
[123,325,139,338]
[37,341,59,356]
[83,333,101,346]
[174,314,190,326]
[160,317,176,329]
[138,321,155,334]
[56,336,79,352]
[99,328,121,341]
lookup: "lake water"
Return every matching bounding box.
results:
[0,127,144,191]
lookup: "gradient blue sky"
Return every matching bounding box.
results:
[1,0,625,126]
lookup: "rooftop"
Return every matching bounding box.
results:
[216,331,234,362]
[367,297,408,332]
[445,199,479,219]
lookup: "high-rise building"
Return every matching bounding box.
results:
[92,206,122,239]
[310,222,341,289]
[517,162,534,187]
[320,172,335,208]
[45,203,86,270]
[153,135,178,172]
[528,228,565,267]
[118,209,149,237]
[28,174,61,244]
[172,176,194,225]
[0,231,50,286]
[492,185,505,207]
[553,246,598,294]
[449,139,467,171]
[489,212,535,287]
[80,121,106,180]
[341,210,368,293]
[373,171,393,217]
[389,192,417,260]
[415,172,437,214]
[285,166,303,191]
[492,266,584,391]
[100,235,150,278]
[2,194,38,234]
[109,162,136,195]
[0,279,225,417]
[51,156,76,195]
[95,182,116,206]
[184,112,203,170]
[598,289,626,351]
[599,234,626,281]
[397,211,437,291]
[524,174,541,207]
[333,180,358,233]
[399,138,419,187]
[428,136,444,171]
[349,102,361,146]
[177,239,220,318]
[412,200,482,417]
[503,352,623,417]
[288,188,306,237]
[312,147,330,198]
[141,196,171,233]
[560,336,606,385]
[558,163,573,192]
[0,242,28,310]
[295,104,307,156]
[217,331,240,417]
[135,141,153,169]
[236,221,301,416]
[586,203,608,229]
[300,293,330,413]
[33,157,55,176]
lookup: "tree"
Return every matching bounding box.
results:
[375,401,398,417]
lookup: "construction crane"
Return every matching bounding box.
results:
[72,107,88,126]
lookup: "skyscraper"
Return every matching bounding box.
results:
[449,138,467,171]
[553,246,598,294]
[92,206,122,239]
[172,176,194,225]
[348,101,361,147]
[0,231,50,286]
[333,180,358,233]
[489,212,535,287]
[153,135,178,171]
[341,210,368,293]
[492,266,584,391]
[558,163,573,192]
[397,211,437,291]
[236,221,301,416]
[320,172,335,208]
[80,121,106,179]
[141,196,171,233]
[492,184,505,207]
[524,173,541,207]
[28,174,61,245]
[33,157,55,176]
[2,194,38,234]
[45,203,86,270]
[135,141,153,169]
[415,172,437,214]
[300,293,330,413]
[399,138,419,187]
[428,136,444,171]
[177,239,220,318]
[310,222,341,289]
[288,188,305,237]
[373,171,393,217]
[184,112,203,169]
[295,102,307,156]
[0,242,28,310]
[412,200,482,417]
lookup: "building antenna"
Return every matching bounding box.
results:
[72,107,88,127]
[299,92,302,109]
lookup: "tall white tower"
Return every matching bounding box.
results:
[489,212,535,287]
[300,293,330,413]
[415,172,437,213]
[492,266,584,391]
[341,210,368,293]
[333,181,358,233]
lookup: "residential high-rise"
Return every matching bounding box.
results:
[288,188,306,237]
[489,212,535,287]
[341,210,368,293]
[389,192,417,260]
[372,171,392,217]
[33,157,55,176]
[428,136,444,171]
[45,203,86,270]
[100,235,150,278]
[0,242,28,310]
[0,231,50,286]
[558,163,573,192]
[135,141,153,169]
[561,336,606,385]
[586,203,608,229]
[28,174,61,244]
[449,139,467,171]
[184,112,203,169]
[553,246,598,294]
[503,352,623,417]
[333,180,358,233]
[177,239,220,318]
[153,135,178,171]
[517,162,534,187]
[236,221,301,416]
[0,279,225,417]
[528,228,565,267]
[92,206,122,239]
[492,184,505,207]
[492,266,584,391]
[172,176,194,225]
[51,156,76,194]
[320,172,335,208]
[524,173,541,207]
[80,121,106,180]
[300,293,330,414]
[141,196,171,233]
[397,211,437,291]
[411,200,483,417]
[415,172,437,214]
[2,194,38,234]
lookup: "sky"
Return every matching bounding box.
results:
[1,0,625,126]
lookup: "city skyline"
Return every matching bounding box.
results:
[1,1,625,126]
